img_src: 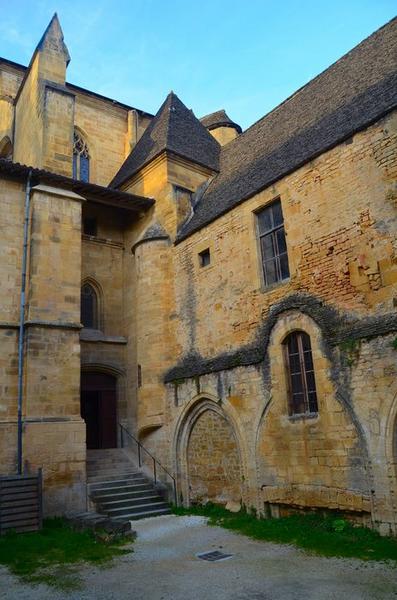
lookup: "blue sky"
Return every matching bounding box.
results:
[0,1,395,129]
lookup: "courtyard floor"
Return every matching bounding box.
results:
[1,515,397,599]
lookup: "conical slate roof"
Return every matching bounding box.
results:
[111,92,220,189]
[200,109,242,133]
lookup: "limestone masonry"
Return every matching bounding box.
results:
[0,14,396,534]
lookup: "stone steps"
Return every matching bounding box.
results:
[88,475,149,492]
[97,494,160,511]
[87,471,143,483]
[87,449,171,521]
[112,507,171,521]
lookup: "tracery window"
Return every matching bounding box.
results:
[73,130,90,182]
[284,331,318,416]
[81,283,98,329]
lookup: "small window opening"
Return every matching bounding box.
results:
[199,248,211,267]
[137,364,142,388]
[0,136,13,160]
[284,331,318,416]
[83,217,97,236]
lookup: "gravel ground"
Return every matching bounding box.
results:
[1,515,397,600]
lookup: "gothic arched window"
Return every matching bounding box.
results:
[284,331,318,416]
[81,283,98,329]
[73,130,90,182]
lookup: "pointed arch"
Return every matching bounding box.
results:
[73,128,90,182]
[173,394,247,506]
[81,277,103,330]
[0,136,12,160]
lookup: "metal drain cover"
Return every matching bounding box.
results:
[196,551,233,562]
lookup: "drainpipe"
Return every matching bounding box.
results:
[17,169,32,475]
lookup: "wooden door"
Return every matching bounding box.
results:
[100,390,117,448]
[81,373,117,449]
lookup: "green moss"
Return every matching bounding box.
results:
[391,337,397,351]
[172,504,397,563]
[0,518,132,590]
[339,338,361,366]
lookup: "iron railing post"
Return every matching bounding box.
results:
[38,468,43,530]
[117,422,176,506]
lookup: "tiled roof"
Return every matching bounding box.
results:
[177,17,397,241]
[110,92,220,189]
[200,109,242,133]
[0,159,154,213]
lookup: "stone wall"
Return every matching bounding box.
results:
[137,112,397,532]
[74,95,151,186]
[0,179,86,514]
[187,408,242,505]
[170,113,397,369]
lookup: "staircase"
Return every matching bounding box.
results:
[87,449,171,521]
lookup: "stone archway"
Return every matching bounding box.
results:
[175,397,243,506]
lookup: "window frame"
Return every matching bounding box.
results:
[255,198,289,289]
[73,130,90,183]
[198,248,211,268]
[81,282,100,330]
[283,331,318,417]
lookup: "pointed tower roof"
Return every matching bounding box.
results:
[200,109,242,133]
[37,13,70,65]
[110,92,220,189]
[14,13,71,104]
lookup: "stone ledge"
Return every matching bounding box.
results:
[25,320,82,330]
[261,483,371,513]
[80,329,127,344]
[82,234,124,249]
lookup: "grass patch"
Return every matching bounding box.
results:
[173,504,397,563]
[0,518,132,590]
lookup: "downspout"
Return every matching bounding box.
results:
[17,169,32,475]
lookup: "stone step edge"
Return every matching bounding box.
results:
[106,501,169,514]
[97,494,160,506]
[113,508,171,521]
[88,477,148,487]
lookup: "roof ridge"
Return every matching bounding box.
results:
[110,91,220,188]
[177,17,397,241]
[200,109,227,120]
[237,15,397,140]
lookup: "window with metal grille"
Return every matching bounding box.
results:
[81,283,98,329]
[73,130,90,182]
[257,199,289,287]
[284,331,318,416]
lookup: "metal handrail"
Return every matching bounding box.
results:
[118,423,177,506]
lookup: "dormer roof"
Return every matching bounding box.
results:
[200,109,242,133]
[110,92,220,189]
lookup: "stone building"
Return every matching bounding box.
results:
[0,14,396,534]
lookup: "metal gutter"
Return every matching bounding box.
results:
[17,169,32,475]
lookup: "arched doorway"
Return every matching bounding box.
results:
[81,372,117,449]
[175,397,243,506]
